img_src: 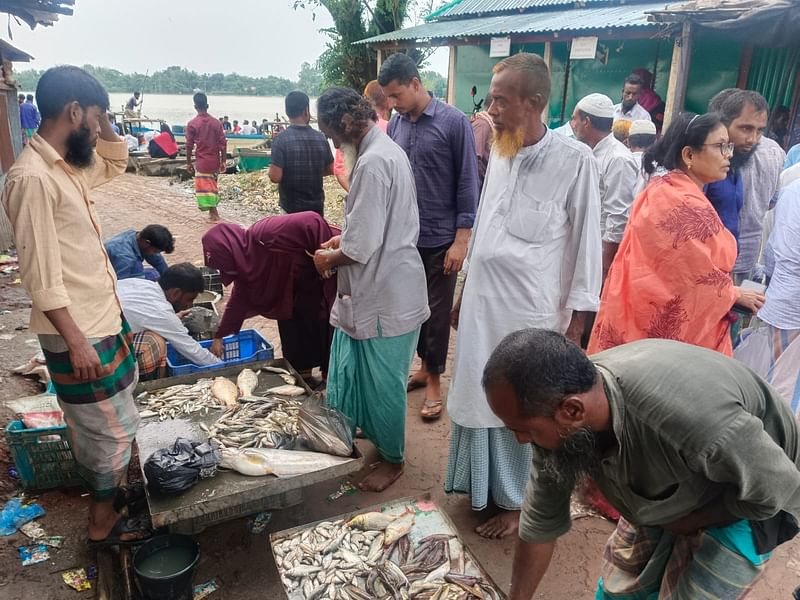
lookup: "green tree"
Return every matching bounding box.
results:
[294,1,444,91]
[421,70,446,98]
[297,62,324,95]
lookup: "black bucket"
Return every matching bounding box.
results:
[133,534,199,600]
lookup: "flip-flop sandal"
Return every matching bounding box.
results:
[113,483,146,513]
[87,516,152,549]
[420,398,443,420]
[407,377,427,392]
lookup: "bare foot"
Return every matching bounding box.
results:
[475,510,520,539]
[358,461,404,492]
[208,208,221,222]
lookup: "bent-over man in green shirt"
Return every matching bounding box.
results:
[484,329,800,600]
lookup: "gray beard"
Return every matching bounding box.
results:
[538,426,600,486]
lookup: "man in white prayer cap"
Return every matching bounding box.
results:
[571,93,638,279]
[445,53,602,539]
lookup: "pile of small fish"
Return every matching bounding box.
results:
[273,510,501,599]
[136,379,218,420]
[201,397,303,449]
[136,367,306,421]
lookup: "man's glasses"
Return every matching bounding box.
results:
[703,142,735,157]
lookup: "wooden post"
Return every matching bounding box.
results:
[542,41,552,124]
[376,47,384,76]
[737,44,753,89]
[663,21,692,130]
[446,45,458,105]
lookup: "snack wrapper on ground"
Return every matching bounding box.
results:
[62,568,92,591]
[19,544,49,566]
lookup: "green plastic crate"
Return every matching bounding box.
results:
[5,420,82,490]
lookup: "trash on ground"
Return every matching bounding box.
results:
[248,512,272,534]
[0,498,46,536]
[193,578,220,599]
[326,480,358,502]
[19,520,46,539]
[19,543,50,566]
[62,568,92,591]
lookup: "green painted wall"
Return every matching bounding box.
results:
[451,32,742,126]
[684,33,741,113]
[454,38,671,127]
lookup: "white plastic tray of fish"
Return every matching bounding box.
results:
[270,496,506,600]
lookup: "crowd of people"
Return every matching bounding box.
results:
[3,58,800,599]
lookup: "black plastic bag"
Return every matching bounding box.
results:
[143,438,221,495]
[297,394,354,457]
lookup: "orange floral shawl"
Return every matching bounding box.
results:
[588,170,739,356]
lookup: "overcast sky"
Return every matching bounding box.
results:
[6,0,447,79]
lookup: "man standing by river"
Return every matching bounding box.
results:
[3,66,146,546]
[186,92,227,222]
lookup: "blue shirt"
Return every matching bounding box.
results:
[705,169,744,243]
[19,101,39,130]
[785,143,800,169]
[104,229,168,280]
[388,97,479,248]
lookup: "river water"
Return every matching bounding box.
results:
[107,93,312,127]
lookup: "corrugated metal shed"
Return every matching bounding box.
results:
[359,2,665,45]
[430,0,618,20]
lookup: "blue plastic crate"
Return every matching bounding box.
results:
[5,420,82,490]
[166,329,274,376]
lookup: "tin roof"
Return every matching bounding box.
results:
[0,0,74,29]
[359,2,665,45]
[429,0,620,20]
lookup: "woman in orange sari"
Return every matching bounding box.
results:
[589,112,765,356]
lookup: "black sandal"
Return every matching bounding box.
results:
[87,516,152,549]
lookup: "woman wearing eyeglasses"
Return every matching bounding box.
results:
[588,112,765,356]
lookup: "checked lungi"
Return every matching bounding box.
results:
[194,172,219,211]
[133,330,168,381]
[596,517,768,599]
[39,321,140,501]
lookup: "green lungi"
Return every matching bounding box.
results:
[39,321,140,500]
[326,326,419,463]
[596,517,769,599]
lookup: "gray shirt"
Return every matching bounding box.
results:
[735,137,786,275]
[519,339,800,544]
[331,126,430,340]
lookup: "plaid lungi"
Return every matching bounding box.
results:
[39,321,140,500]
[596,517,769,599]
[445,422,532,511]
[194,172,219,211]
[133,330,167,381]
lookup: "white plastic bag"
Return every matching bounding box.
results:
[734,322,772,378]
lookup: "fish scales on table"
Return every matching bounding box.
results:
[273,508,501,599]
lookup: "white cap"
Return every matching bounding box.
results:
[576,93,614,119]
[629,119,656,136]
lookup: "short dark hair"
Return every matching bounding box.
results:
[717,89,769,126]
[628,133,657,150]
[140,224,175,253]
[193,92,208,110]
[159,263,204,294]
[134,91,141,97]
[18,93,24,101]
[377,53,420,87]
[285,91,310,118]
[577,109,613,134]
[643,111,722,175]
[482,328,598,417]
[36,65,110,121]
[25,94,34,102]
[624,74,643,88]
[317,87,377,142]
[708,88,739,113]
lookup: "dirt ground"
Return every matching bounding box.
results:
[1,173,799,598]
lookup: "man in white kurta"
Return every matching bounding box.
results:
[445,53,602,539]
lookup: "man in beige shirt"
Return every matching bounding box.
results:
[2,66,146,547]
